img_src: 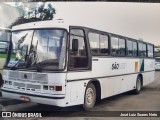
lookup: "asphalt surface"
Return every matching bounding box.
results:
[0,71,160,120]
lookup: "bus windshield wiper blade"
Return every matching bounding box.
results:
[34,59,59,71]
[10,57,26,70]
[9,53,26,70]
[36,59,59,66]
[10,63,19,70]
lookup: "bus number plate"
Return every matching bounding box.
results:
[20,96,30,102]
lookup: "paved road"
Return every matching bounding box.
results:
[0,71,160,120]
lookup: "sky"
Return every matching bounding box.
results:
[1,2,160,46]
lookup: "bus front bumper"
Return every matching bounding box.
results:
[1,87,66,107]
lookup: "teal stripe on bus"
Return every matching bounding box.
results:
[140,59,144,72]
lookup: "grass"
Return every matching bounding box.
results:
[0,54,7,58]
[0,54,16,59]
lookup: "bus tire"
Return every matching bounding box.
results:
[134,76,142,94]
[0,74,3,87]
[83,83,96,111]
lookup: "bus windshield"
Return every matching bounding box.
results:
[0,29,10,71]
[6,29,67,71]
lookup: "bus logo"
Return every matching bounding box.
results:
[24,74,27,79]
[112,62,119,70]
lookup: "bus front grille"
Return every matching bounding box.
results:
[8,71,48,84]
[14,82,25,88]
[33,73,48,83]
[20,73,32,80]
[26,84,41,90]
[13,82,41,90]
[9,71,19,79]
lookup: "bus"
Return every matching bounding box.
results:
[0,27,11,87]
[1,20,155,111]
[155,57,160,70]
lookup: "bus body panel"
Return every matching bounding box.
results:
[2,70,68,106]
[0,28,11,86]
[1,21,155,108]
[67,57,154,101]
[2,89,66,107]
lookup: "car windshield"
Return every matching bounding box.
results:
[6,29,67,71]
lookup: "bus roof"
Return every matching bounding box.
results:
[0,27,11,31]
[12,19,70,31]
[11,20,154,46]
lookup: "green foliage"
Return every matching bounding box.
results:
[0,54,16,59]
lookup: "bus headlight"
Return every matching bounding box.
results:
[49,86,54,90]
[43,85,62,91]
[4,81,12,85]
[4,81,8,84]
[9,81,12,85]
[43,85,48,90]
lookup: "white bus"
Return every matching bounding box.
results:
[1,20,155,111]
[0,27,11,87]
[155,57,160,70]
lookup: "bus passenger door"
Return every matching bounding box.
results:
[66,27,91,103]
[68,27,90,70]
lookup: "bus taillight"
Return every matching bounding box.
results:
[55,86,62,91]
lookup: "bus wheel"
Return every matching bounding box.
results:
[83,83,96,111]
[134,76,142,94]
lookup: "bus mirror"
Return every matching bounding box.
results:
[72,39,79,51]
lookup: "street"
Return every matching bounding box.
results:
[0,71,160,120]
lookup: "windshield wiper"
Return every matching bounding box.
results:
[37,59,58,65]
[34,59,59,71]
[26,40,41,71]
[10,56,26,70]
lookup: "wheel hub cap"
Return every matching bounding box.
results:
[86,88,94,104]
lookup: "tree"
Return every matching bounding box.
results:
[15,2,25,17]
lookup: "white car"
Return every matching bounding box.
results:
[155,62,160,70]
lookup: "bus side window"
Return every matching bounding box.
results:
[88,32,99,54]
[89,32,109,55]
[143,43,147,57]
[100,34,109,54]
[111,37,119,55]
[119,38,125,56]
[138,42,143,57]
[147,44,153,58]
[127,40,133,56]
[138,42,147,57]
[111,37,126,56]
[69,29,88,69]
[133,41,138,57]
